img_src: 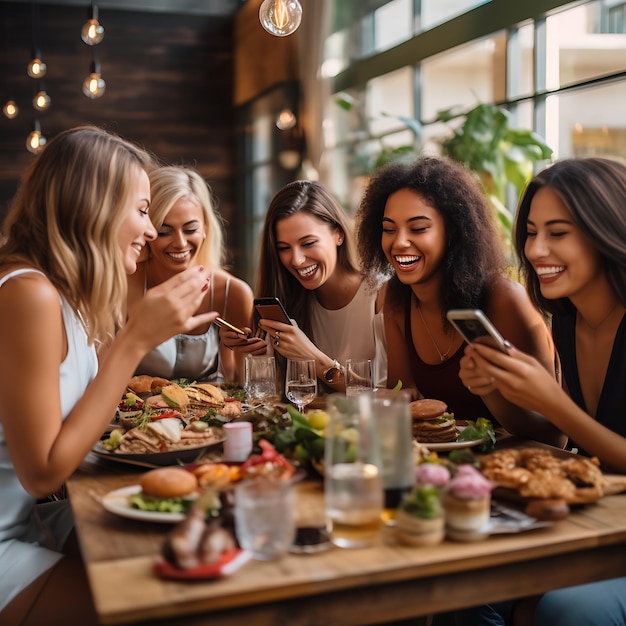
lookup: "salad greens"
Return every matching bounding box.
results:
[456,417,496,453]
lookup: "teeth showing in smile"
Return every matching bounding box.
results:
[298,264,317,277]
[168,251,191,259]
[536,265,565,277]
[395,255,420,266]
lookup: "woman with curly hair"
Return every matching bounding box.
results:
[356,156,559,436]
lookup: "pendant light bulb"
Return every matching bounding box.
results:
[83,72,106,99]
[81,5,104,45]
[27,57,47,78]
[276,108,297,130]
[33,90,51,111]
[3,100,19,119]
[26,122,46,154]
[259,0,302,37]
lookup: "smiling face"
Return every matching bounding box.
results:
[148,196,206,273]
[381,188,447,286]
[274,211,343,291]
[118,167,156,274]
[525,187,604,304]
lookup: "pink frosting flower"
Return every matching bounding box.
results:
[415,463,451,488]
[447,464,495,500]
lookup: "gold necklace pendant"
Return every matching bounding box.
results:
[417,304,454,361]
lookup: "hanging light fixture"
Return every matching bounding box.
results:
[82,51,106,99]
[259,0,302,37]
[32,81,51,111]
[81,3,105,45]
[2,100,19,119]
[26,120,47,154]
[27,0,47,77]
[276,108,297,130]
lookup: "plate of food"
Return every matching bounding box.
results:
[100,466,223,523]
[101,485,188,523]
[410,400,496,452]
[93,418,226,467]
[425,426,489,451]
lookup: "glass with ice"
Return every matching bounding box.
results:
[234,478,295,560]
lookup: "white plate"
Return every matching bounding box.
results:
[100,485,187,523]
[421,426,488,451]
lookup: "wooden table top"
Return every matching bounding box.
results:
[67,444,626,626]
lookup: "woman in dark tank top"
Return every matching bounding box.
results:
[461,156,626,625]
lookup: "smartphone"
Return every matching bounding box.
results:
[213,316,248,336]
[446,309,508,352]
[253,297,293,325]
[289,526,333,554]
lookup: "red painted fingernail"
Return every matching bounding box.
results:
[201,283,209,292]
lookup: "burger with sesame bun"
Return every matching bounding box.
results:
[128,467,200,514]
[410,399,457,444]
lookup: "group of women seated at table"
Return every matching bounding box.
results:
[0,124,625,626]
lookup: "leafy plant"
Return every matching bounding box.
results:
[335,95,553,247]
[434,103,553,240]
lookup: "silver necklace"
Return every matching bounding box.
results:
[417,304,455,362]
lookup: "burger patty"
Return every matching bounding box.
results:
[412,415,458,443]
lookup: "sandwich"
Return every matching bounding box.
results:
[129,467,199,514]
[410,399,457,444]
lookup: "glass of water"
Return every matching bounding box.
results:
[324,393,383,548]
[285,358,317,413]
[345,358,373,396]
[244,354,277,404]
[234,478,295,560]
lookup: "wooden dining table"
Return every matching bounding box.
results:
[67,440,626,626]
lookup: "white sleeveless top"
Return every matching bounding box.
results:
[309,280,387,388]
[0,269,98,611]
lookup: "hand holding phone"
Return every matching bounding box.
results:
[253,297,293,325]
[446,309,508,352]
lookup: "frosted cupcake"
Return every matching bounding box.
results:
[442,464,494,541]
[395,463,450,547]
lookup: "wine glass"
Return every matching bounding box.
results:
[285,358,317,414]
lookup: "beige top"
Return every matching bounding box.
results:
[309,280,387,388]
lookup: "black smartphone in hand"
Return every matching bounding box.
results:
[253,297,293,325]
[446,309,508,352]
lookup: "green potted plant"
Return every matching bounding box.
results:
[335,95,553,249]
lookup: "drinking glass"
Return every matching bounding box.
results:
[285,358,317,413]
[368,390,415,521]
[244,354,277,404]
[324,393,383,548]
[234,478,295,560]
[345,358,374,397]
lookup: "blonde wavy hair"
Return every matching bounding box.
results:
[147,166,225,270]
[0,125,155,345]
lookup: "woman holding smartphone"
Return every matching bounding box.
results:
[356,156,558,436]
[224,180,387,393]
[458,158,626,623]
[127,165,255,383]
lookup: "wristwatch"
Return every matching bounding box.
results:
[323,359,344,384]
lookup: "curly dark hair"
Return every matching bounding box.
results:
[514,156,626,316]
[355,156,505,315]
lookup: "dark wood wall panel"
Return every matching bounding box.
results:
[0,2,244,273]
